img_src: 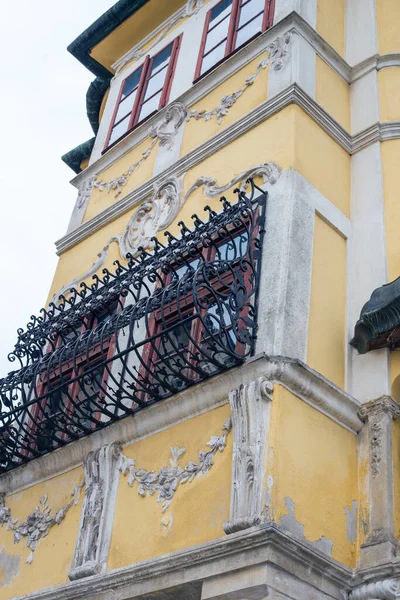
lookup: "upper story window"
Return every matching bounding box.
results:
[105,36,182,150]
[195,0,275,79]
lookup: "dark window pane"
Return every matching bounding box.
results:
[210,0,233,23]
[152,43,173,72]
[122,67,143,99]
[161,322,191,356]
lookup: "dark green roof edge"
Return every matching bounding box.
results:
[61,138,95,174]
[67,0,150,77]
[351,276,400,354]
[87,76,111,134]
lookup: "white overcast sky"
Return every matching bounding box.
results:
[0,0,117,375]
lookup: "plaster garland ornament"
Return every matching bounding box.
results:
[90,33,290,200]
[187,33,292,124]
[117,418,231,516]
[52,163,280,303]
[114,0,205,75]
[0,481,84,564]
[350,578,400,599]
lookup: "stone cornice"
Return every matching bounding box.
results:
[6,523,353,600]
[0,354,361,495]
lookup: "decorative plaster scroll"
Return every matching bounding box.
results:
[69,443,120,581]
[113,0,205,75]
[90,33,290,200]
[187,34,291,125]
[223,378,273,534]
[76,177,95,210]
[350,578,400,599]
[0,481,84,564]
[149,102,188,149]
[52,163,280,302]
[117,418,231,517]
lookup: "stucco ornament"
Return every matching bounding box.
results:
[350,578,400,599]
[0,482,84,564]
[114,0,205,74]
[187,33,292,124]
[52,163,280,303]
[117,418,231,515]
[76,177,95,210]
[149,103,188,149]
[90,32,290,199]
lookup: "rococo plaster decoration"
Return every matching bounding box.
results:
[187,33,292,125]
[52,162,280,302]
[0,481,84,564]
[117,418,231,516]
[113,0,205,75]
[224,377,273,534]
[69,444,120,581]
[350,578,400,599]
[89,33,291,201]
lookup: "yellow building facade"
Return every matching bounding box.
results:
[1,1,400,598]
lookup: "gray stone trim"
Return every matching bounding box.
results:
[69,442,120,580]
[223,378,273,534]
[5,523,354,600]
[358,397,400,569]
[0,354,362,495]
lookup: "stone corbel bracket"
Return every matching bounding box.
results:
[224,377,273,534]
[68,442,121,581]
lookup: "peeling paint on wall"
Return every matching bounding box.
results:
[0,546,20,586]
[344,500,358,543]
[279,497,334,557]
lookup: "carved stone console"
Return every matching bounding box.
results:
[358,396,400,568]
[68,442,120,580]
[223,377,273,534]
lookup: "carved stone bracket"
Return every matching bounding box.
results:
[224,378,273,534]
[69,443,120,581]
[350,578,400,599]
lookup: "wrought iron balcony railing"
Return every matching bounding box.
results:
[0,181,266,473]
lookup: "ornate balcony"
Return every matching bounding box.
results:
[0,181,266,473]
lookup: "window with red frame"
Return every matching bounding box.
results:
[105,36,182,150]
[195,0,275,79]
[140,231,252,398]
[30,304,119,451]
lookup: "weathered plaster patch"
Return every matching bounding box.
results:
[345,500,358,543]
[279,497,334,557]
[0,546,20,586]
[264,475,275,521]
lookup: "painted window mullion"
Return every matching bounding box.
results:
[130,55,151,129]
